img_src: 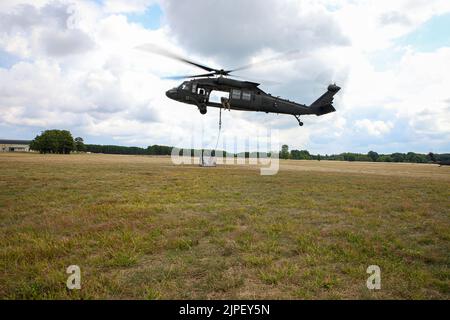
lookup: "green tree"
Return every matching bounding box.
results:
[74,137,86,152]
[368,150,379,162]
[391,153,405,162]
[378,155,392,162]
[147,145,173,155]
[290,149,311,160]
[280,144,289,159]
[342,153,356,161]
[405,152,426,163]
[427,152,436,163]
[30,130,75,154]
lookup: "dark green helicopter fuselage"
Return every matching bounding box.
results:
[166,76,340,125]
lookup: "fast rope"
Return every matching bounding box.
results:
[214,107,222,152]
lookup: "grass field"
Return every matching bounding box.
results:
[0,152,449,299]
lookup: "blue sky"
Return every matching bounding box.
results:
[0,50,21,68]
[0,0,449,154]
[126,4,162,30]
[397,13,450,52]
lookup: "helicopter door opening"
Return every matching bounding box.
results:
[209,90,229,103]
[209,90,231,110]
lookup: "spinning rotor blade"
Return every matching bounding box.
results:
[136,43,302,83]
[231,74,281,86]
[136,43,218,73]
[229,49,302,73]
[162,72,217,80]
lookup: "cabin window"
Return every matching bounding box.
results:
[181,83,190,91]
[192,83,197,93]
[231,89,241,100]
[242,91,251,101]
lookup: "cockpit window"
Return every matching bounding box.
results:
[180,82,190,91]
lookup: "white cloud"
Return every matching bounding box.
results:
[39,28,94,56]
[161,0,349,65]
[0,0,449,153]
[355,119,393,137]
[334,0,450,52]
[0,2,94,58]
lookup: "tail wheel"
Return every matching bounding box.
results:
[294,115,303,126]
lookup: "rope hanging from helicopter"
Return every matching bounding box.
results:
[213,107,222,153]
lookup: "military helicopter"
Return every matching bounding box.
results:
[138,45,341,126]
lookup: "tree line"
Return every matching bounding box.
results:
[85,144,173,155]
[29,129,449,164]
[86,142,449,164]
[282,144,450,163]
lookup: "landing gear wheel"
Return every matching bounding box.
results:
[199,104,207,115]
[294,115,303,127]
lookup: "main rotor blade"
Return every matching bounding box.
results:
[231,74,281,86]
[162,72,217,80]
[228,49,302,73]
[136,43,218,73]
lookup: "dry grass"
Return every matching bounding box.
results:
[0,152,449,299]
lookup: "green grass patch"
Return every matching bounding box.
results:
[0,153,449,299]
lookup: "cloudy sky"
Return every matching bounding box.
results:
[0,0,449,154]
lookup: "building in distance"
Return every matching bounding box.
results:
[0,139,32,152]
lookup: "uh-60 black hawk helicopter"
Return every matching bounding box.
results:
[138,45,341,126]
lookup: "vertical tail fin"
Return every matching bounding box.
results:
[310,84,341,116]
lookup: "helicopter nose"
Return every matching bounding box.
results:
[166,88,177,99]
